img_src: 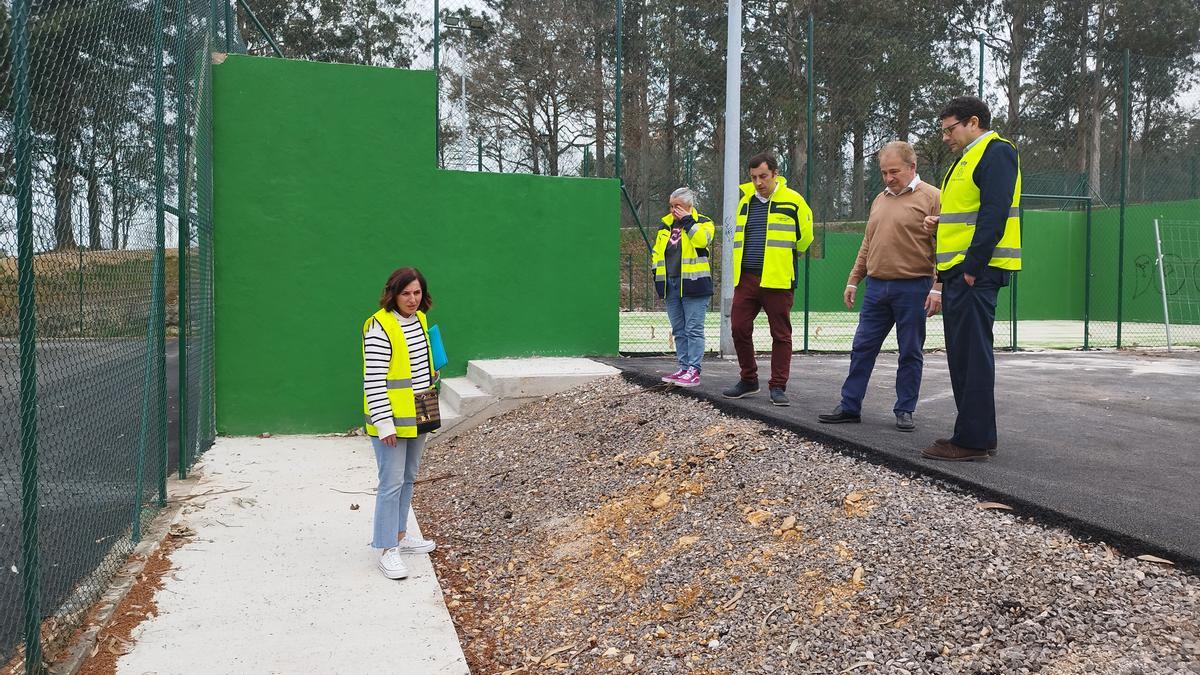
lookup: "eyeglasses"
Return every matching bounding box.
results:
[940,120,964,136]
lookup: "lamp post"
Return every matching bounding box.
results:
[443,14,488,170]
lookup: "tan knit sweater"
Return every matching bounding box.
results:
[848,181,941,287]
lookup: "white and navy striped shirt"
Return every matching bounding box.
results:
[363,311,433,438]
[741,196,769,273]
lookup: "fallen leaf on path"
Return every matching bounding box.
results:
[1136,554,1174,566]
[976,501,1013,511]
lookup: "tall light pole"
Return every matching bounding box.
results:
[720,0,742,357]
[444,14,488,171]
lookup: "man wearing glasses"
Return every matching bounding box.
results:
[921,96,1021,462]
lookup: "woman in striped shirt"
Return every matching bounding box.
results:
[363,267,438,580]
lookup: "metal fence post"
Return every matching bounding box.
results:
[1011,211,1020,351]
[224,0,232,52]
[135,0,168,537]
[614,0,623,182]
[628,253,638,312]
[154,0,169,504]
[1117,48,1130,348]
[1084,199,1093,349]
[177,0,191,479]
[977,35,985,98]
[13,0,44,667]
[433,0,440,163]
[803,13,814,353]
[718,0,741,358]
[78,212,85,335]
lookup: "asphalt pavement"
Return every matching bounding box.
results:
[0,339,179,664]
[607,350,1200,569]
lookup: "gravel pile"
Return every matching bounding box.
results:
[414,376,1199,675]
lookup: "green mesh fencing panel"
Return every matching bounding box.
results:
[0,0,225,667]
[609,9,1199,353]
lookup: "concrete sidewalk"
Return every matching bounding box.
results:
[115,435,467,675]
[608,350,1200,568]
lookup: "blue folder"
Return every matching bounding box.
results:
[428,324,448,371]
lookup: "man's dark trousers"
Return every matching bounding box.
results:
[731,272,793,390]
[839,276,932,416]
[942,266,1008,450]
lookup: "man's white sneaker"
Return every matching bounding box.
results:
[396,535,436,554]
[378,547,409,579]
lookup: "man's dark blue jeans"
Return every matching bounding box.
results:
[839,276,932,416]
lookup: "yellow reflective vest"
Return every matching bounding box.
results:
[651,208,715,298]
[362,308,429,438]
[733,176,814,289]
[937,132,1022,272]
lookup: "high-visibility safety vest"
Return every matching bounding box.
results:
[733,176,815,289]
[937,132,1022,272]
[651,208,715,298]
[362,308,430,438]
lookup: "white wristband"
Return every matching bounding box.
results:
[846,284,857,289]
[929,290,942,296]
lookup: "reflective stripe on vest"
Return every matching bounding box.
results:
[936,133,1022,272]
[364,413,417,427]
[650,209,715,296]
[362,308,428,438]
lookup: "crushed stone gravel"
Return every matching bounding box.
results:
[414,376,1200,675]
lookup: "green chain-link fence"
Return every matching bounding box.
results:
[0,0,226,667]
[421,4,1199,353]
[601,9,1200,354]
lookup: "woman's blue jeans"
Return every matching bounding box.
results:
[370,433,426,549]
[664,277,708,371]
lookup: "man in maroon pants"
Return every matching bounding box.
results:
[722,153,814,406]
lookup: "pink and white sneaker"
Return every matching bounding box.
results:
[674,367,701,387]
[661,368,685,383]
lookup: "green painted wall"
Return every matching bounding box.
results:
[800,210,1087,319]
[800,202,1200,326]
[213,55,618,434]
[1088,199,1200,323]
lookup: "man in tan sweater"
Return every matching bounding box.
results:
[819,141,941,431]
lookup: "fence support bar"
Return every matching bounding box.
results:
[236,0,283,57]
[177,0,191,479]
[620,183,653,253]
[1116,49,1130,348]
[1083,200,1092,349]
[13,0,44,668]
[1153,218,1173,351]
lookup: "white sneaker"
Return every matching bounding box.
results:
[396,535,436,554]
[378,547,409,579]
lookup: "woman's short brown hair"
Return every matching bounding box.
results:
[379,267,432,313]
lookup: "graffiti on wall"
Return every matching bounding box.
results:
[1133,253,1200,299]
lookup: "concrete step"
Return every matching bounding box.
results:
[440,377,498,417]
[466,357,620,398]
[435,394,465,435]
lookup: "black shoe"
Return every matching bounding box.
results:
[895,412,915,432]
[818,406,861,424]
[769,388,789,406]
[722,380,760,399]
